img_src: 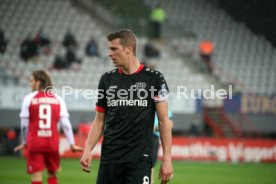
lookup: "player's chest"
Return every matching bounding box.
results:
[105,76,154,100]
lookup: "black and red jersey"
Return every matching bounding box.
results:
[96,64,169,164]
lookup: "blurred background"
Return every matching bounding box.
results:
[0,0,276,183]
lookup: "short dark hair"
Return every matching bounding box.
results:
[32,70,53,91]
[107,29,137,56]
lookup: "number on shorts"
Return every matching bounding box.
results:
[143,176,149,184]
[39,104,51,129]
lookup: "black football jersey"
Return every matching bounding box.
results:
[96,64,169,163]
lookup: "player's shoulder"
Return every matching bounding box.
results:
[143,66,165,79]
[23,91,38,101]
[53,93,65,104]
[21,91,39,107]
[102,68,118,79]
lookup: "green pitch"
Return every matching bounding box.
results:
[0,157,275,184]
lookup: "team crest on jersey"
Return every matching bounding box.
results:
[135,82,146,90]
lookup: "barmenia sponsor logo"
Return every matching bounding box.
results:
[107,99,148,107]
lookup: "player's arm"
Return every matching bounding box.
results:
[14,94,32,152]
[59,117,83,152]
[57,94,83,152]
[80,74,106,172]
[84,111,105,152]
[80,111,105,172]
[155,101,173,183]
[14,118,29,152]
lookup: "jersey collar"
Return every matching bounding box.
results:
[118,64,144,75]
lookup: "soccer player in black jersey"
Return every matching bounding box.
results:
[80,29,173,184]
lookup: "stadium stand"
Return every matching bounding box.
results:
[147,0,276,95]
[0,0,110,88]
[0,0,212,93]
[0,0,275,138]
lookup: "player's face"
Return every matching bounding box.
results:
[29,75,40,91]
[108,38,132,67]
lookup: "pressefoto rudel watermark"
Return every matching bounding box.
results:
[44,85,233,100]
[177,85,232,100]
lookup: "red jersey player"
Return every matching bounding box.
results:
[14,70,83,184]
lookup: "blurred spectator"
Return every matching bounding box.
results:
[33,27,51,54]
[0,28,8,54]
[20,36,38,61]
[199,40,214,73]
[63,30,78,49]
[53,47,82,70]
[65,47,82,65]
[53,54,69,70]
[150,5,166,39]
[144,41,160,58]
[34,27,50,47]
[85,37,99,57]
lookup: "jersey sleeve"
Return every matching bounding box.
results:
[20,118,29,144]
[153,71,169,103]
[96,74,107,112]
[60,117,75,145]
[55,95,69,117]
[19,92,37,118]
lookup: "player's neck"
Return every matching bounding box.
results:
[120,57,141,75]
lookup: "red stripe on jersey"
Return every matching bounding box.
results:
[135,64,144,74]
[96,105,106,112]
[118,67,122,74]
